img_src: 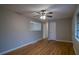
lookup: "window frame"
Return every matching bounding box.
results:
[76,13,79,39]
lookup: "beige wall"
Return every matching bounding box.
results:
[48,18,72,42]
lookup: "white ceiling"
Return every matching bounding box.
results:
[1,4,77,21]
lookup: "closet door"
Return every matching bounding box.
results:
[48,22,56,40]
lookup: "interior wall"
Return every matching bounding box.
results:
[43,22,48,39]
[0,7,42,54]
[48,18,72,42]
[72,5,79,54]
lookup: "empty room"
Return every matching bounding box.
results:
[0,4,79,55]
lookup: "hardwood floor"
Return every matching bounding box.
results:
[6,39,75,55]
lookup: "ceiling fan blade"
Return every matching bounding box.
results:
[47,12,53,14]
[35,12,40,14]
[33,15,40,17]
[47,15,53,18]
[41,10,46,12]
[31,11,41,16]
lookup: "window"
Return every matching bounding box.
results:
[30,21,41,31]
[76,13,79,38]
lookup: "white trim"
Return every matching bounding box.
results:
[55,40,72,43]
[73,37,79,55]
[0,38,42,55]
[73,45,77,55]
[48,39,72,43]
[75,37,79,42]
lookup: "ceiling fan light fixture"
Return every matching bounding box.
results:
[40,15,46,20]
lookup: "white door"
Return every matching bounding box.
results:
[48,22,56,40]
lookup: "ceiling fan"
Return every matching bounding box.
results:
[6,7,53,21]
[33,9,53,20]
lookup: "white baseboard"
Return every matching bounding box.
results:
[0,38,42,55]
[73,45,77,55]
[48,39,72,43]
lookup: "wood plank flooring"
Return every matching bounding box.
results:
[6,39,75,55]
